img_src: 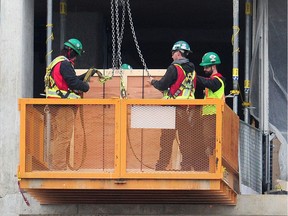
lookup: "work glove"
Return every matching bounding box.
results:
[83,67,97,83]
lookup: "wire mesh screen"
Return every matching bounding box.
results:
[126,104,216,173]
[25,104,115,172]
[239,121,262,193]
[222,104,239,171]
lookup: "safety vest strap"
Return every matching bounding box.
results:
[164,64,195,99]
[47,89,81,99]
[44,56,68,97]
[45,56,67,80]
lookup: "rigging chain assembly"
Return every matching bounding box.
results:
[110,0,151,98]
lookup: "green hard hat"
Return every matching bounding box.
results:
[171,40,192,53]
[64,38,83,56]
[121,64,133,69]
[200,52,221,66]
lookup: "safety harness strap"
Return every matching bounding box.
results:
[44,56,68,98]
[167,64,196,99]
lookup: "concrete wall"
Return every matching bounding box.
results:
[0,0,287,215]
[0,0,34,209]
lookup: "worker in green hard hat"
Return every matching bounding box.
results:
[45,38,96,170]
[46,38,95,99]
[196,51,226,171]
[198,51,225,112]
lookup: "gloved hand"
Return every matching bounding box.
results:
[83,67,97,82]
[84,67,112,84]
[92,68,103,78]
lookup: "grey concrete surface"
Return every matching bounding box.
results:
[0,0,287,216]
[0,0,34,202]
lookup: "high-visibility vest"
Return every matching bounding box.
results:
[163,64,196,100]
[202,76,225,115]
[44,56,81,99]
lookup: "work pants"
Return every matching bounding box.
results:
[155,106,195,171]
[49,106,76,170]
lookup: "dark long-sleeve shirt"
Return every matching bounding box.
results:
[196,73,225,93]
[60,60,89,92]
[151,58,195,91]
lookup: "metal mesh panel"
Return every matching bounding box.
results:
[25,104,115,172]
[126,104,216,173]
[222,104,239,171]
[239,121,262,193]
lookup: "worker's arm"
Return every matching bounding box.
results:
[60,61,90,92]
[150,65,177,91]
[196,75,224,92]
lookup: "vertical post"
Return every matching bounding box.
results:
[232,0,240,114]
[244,0,252,123]
[46,0,53,66]
[259,1,269,134]
[262,0,270,191]
[262,1,269,135]
[60,0,67,50]
[46,0,53,167]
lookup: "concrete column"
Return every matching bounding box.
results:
[0,0,34,213]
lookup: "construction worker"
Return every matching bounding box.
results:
[45,38,92,99]
[45,38,94,170]
[196,52,226,171]
[198,52,225,113]
[147,40,196,171]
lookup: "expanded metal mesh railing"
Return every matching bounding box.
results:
[125,104,215,173]
[19,98,239,182]
[23,101,117,173]
[239,121,263,193]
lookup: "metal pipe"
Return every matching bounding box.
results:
[263,0,270,190]
[262,0,269,134]
[232,0,240,114]
[244,0,252,123]
[46,0,53,66]
[46,0,53,168]
[258,0,270,192]
[60,0,67,49]
[264,133,271,191]
[44,105,51,168]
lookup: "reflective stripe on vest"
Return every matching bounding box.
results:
[202,76,225,115]
[47,89,81,99]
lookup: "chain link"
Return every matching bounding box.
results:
[110,0,151,98]
[111,0,116,71]
[111,0,150,77]
[126,0,150,77]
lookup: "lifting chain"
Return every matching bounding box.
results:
[111,0,127,98]
[126,0,150,77]
[110,0,150,98]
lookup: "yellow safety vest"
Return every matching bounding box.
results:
[44,56,81,99]
[202,76,225,115]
